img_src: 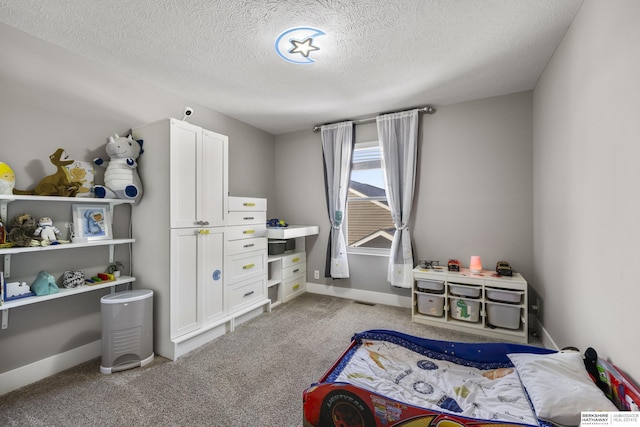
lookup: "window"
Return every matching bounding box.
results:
[347,140,394,253]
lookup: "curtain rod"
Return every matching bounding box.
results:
[312,105,436,133]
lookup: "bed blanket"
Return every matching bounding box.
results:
[334,338,539,426]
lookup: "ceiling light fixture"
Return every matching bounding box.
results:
[275,27,324,64]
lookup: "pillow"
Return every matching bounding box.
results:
[507,351,617,427]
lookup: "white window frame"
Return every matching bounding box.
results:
[346,140,393,257]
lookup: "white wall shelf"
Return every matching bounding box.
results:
[0,195,136,329]
[1,276,135,310]
[266,225,319,239]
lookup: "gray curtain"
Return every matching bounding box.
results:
[376,109,419,288]
[321,121,354,278]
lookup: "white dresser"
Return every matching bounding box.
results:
[225,197,269,324]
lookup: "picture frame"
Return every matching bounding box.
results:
[72,204,112,241]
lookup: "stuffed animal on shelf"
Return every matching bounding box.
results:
[34,216,61,244]
[12,148,83,197]
[93,134,144,204]
[7,212,41,247]
[0,161,16,195]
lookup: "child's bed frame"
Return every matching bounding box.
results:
[303,329,640,427]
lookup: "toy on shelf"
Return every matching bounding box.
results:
[0,161,16,195]
[34,216,61,244]
[267,218,288,228]
[66,161,95,197]
[93,134,144,204]
[7,213,41,247]
[12,148,82,197]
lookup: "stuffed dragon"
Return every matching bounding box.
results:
[93,134,144,204]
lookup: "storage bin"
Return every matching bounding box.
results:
[268,240,286,255]
[449,297,480,322]
[416,279,445,293]
[486,288,523,304]
[449,282,481,298]
[486,301,521,329]
[285,238,296,251]
[417,293,444,317]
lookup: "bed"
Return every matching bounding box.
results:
[303,330,640,427]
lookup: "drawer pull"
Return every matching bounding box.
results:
[243,229,255,235]
[243,202,256,207]
[243,243,255,248]
[243,291,255,298]
[292,284,300,290]
[292,257,300,263]
[243,216,255,220]
[293,268,299,273]
[242,263,255,270]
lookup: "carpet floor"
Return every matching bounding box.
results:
[0,293,541,426]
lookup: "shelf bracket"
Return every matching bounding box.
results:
[3,254,10,278]
[109,244,114,264]
[0,200,9,223]
[1,309,8,330]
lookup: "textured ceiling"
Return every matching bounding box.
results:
[0,0,583,135]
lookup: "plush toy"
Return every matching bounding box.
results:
[7,213,41,247]
[34,216,61,244]
[0,161,16,195]
[12,148,82,197]
[93,134,144,204]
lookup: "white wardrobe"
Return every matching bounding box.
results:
[132,118,269,360]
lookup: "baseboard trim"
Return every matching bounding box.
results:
[306,282,412,308]
[539,321,559,350]
[0,340,101,396]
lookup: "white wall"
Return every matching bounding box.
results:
[0,23,275,380]
[274,91,534,299]
[533,0,640,383]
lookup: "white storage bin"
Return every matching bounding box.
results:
[486,287,523,304]
[417,292,444,317]
[487,301,521,329]
[416,279,445,293]
[449,297,480,322]
[449,282,481,298]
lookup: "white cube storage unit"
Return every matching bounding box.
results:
[412,266,529,343]
[266,225,319,307]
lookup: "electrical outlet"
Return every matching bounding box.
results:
[314,270,320,280]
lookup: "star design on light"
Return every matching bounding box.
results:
[289,37,320,58]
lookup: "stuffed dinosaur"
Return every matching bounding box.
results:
[93,134,144,204]
[13,148,82,197]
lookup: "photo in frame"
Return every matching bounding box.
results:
[72,204,111,241]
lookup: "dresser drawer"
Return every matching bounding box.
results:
[227,211,266,226]
[226,224,267,241]
[283,262,306,281]
[228,276,266,313]
[228,250,266,283]
[228,197,267,212]
[282,251,305,268]
[226,237,267,256]
[282,273,305,300]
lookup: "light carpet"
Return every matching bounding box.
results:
[0,293,541,426]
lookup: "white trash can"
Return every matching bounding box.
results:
[100,289,154,374]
